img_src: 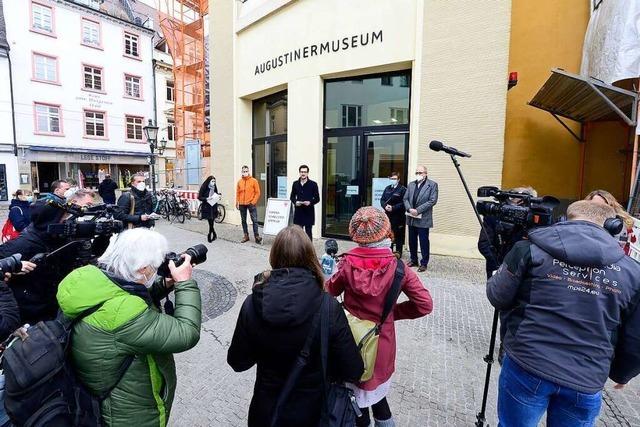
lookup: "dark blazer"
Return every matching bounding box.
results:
[198,178,219,220]
[290,179,320,226]
[403,178,438,228]
[380,184,407,225]
[227,268,363,427]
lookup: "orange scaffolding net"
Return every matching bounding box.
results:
[157,0,209,185]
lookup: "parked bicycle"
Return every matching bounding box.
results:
[153,189,191,224]
[197,196,226,223]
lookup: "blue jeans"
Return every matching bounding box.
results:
[239,204,259,236]
[498,356,602,427]
[408,226,430,266]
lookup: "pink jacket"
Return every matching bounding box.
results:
[325,247,433,390]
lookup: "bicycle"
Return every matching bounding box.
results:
[197,196,226,223]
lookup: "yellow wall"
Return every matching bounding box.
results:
[503,0,591,199]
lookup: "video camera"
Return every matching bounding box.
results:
[45,202,124,239]
[476,186,559,229]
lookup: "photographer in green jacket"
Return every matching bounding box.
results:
[56,228,202,427]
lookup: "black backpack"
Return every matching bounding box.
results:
[1,305,133,427]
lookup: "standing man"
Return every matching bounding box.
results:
[236,165,262,244]
[115,173,154,229]
[403,165,438,272]
[380,171,407,257]
[43,180,70,203]
[487,201,640,426]
[98,174,118,204]
[290,165,320,240]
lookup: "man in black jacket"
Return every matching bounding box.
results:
[380,172,407,257]
[98,174,118,204]
[115,173,154,229]
[487,200,640,426]
[0,191,95,325]
[289,165,320,240]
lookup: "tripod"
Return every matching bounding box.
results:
[445,154,501,427]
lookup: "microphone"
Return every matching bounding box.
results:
[429,140,472,158]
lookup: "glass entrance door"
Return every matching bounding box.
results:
[365,133,409,207]
[253,137,287,223]
[324,135,362,237]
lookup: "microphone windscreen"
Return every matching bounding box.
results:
[429,140,443,151]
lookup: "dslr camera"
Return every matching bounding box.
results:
[157,244,208,278]
[476,186,559,228]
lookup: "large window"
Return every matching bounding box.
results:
[84,110,106,137]
[124,74,142,99]
[34,103,62,134]
[31,2,54,35]
[33,53,58,83]
[124,32,139,58]
[81,18,101,48]
[126,116,143,141]
[325,71,410,128]
[83,65,103,91]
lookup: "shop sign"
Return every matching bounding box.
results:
[254,30,383,75]
[79,154,112,162]
[263,198,292,236]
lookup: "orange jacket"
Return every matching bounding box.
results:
[236,176,261,205]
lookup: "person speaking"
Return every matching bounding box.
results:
[289,165,320,240]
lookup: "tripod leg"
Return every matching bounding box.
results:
[476,308,500,427]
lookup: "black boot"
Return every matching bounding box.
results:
[207,231,214,242]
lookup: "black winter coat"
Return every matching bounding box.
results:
[0,225,75,325]
[115,187,154,228]
[227,268,363,427]
[98,178,118,204]
[290,179,320,226]
[0,282,20,340]
[380,184,406,226]
[197,180,219,220]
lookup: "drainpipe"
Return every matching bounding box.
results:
[2,47,18,157]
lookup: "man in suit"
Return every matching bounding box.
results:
[380,171,407,257]
[403,165,438,272]
[290,164,320,240]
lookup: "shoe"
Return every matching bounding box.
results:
[374,417,396,427]
[255,235,263,244]
[407,261,419,267]
[417,265,427,272]
[212,231,217,241]
[207,232,214,243]
[240,234,250,243]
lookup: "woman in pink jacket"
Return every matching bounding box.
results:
[326,206,433,427]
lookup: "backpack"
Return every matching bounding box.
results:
[344,260,405,382]
[1,305,133,427]
[1,207,22,243]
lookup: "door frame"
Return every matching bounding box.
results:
[252,134,288,225]
[321,126,409,239]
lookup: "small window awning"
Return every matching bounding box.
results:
[529,69,638,128]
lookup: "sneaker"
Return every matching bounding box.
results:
[240,234,250,243]
[417,265,427,272]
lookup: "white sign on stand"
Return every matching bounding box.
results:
[263,198,292,236]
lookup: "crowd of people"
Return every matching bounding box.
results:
[0,165,637,427]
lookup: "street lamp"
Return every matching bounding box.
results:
[143,119,159,193]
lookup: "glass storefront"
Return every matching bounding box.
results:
[323,71,410,238]
[252,90,288,223]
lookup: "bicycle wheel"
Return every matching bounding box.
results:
[175,207,186,223]
[156,200,166,216]
[215,204,226,223]
[162,201,172,220]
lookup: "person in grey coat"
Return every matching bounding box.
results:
[403,165,438,272]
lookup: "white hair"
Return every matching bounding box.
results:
[98,228,168,283]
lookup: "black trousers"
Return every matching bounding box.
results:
[356,398,392,426]
[390,222,405,255]
[294,222,313,240]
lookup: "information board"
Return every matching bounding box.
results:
[263,198,292,236]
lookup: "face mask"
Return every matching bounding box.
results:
[242,172,249,177]
[142,268,158,288]
[64,189,74,199]
[26,196,33,202]
[389,179,398,186]
[416,175,425,182]
[135,182,146,192]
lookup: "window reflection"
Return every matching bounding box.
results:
[325,72,410,128]
[253,91,287,138]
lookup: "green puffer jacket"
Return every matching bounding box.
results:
[57,265,202,427]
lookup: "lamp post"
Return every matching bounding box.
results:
[143,119,161,193]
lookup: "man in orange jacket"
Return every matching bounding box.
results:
[236,165,262,244]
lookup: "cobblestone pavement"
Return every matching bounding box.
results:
[154,219,640,427]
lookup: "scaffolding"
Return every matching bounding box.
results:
[157,0,209,186]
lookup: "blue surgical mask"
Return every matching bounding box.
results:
[26,196,33,202]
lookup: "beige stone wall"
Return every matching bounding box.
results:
[416,0,512,257]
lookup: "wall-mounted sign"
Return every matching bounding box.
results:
[346,185,359,196]
[277,176,288,199]
[254,30,383,75]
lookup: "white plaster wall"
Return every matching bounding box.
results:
[0,56,20,199]
[3,0,155,155]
